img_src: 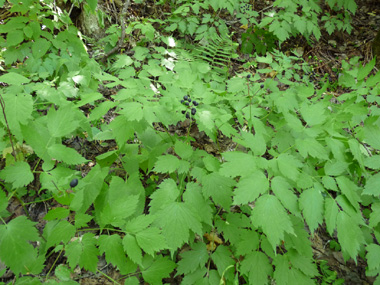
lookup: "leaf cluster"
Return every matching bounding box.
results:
[1,0,380,285]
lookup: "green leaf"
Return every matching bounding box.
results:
[0,190,7,214]
[47,105,79,137]
[32,38,51,58]
[219,152,257,177]
[183,182,213,226]
[7,29,24,46]
[123,234,142,265]
[85,0,97,12]
[0,72,30,84]
[47,144,88,165]
[0,216,41,275]
[240,251,272,284]
[364,155,380,170]
[154,202,202,250]
[97,176,139,227]
[299,184,324,233]
[271,176,300,217]
[364,124,380,149]
[364,173,380,196]
[15,276,43,285]
[276,153,302,182]
[300,102,327,126]
[324,197,339,235]
[336,176,361,211]
[43,220,76,249]
[369,203,380,228]
[197,110,216,140]
[211,245,235,277]
[98,235,136,275]
[124,276,139,285]
[336,211,365,261]
[55,264,71,281]
[141,255,176,284]
[240,130,266,156]
[175,140,193,160]
[367,244,380,271]
[74,213,93,228]
[3,93,33,140]
[149,179,180,214]
[202,172,235,209]
[119,102,143,122]
[285,216,313,258]
[154,154,180,173]
[0,161,34,188]
[233,171,269,205]
[251,194,295,250]
[348,139,364,168]
[357,58,375,81]
[113,55,134,69]
[288,249,319,277]
[321,176,338,191]
[235,230,260,256]
[135,227,167,256]
[65,233,99,272]
[70,165,108,213]
[273,254,314,285]
[44,207,70,221]
[177,242,209,275]
[89,101,117,121]
[21,121,54,161]
[296,138,329,160]
[124,215,155,233]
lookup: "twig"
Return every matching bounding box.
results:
[103,0,131,60]
[0,93,16,161]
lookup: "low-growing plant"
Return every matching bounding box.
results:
[2,0,380,285]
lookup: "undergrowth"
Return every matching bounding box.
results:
[1,0,380,284]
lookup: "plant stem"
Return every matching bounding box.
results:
[0,93,17,161]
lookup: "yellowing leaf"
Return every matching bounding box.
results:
[204,232,223,244]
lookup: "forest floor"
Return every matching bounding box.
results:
[2,0,380,284]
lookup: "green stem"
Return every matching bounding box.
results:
[97,268,121,284]
[45,247,64,281]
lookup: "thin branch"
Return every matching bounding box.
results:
[0,93,16,161]
[103,0,131,60]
